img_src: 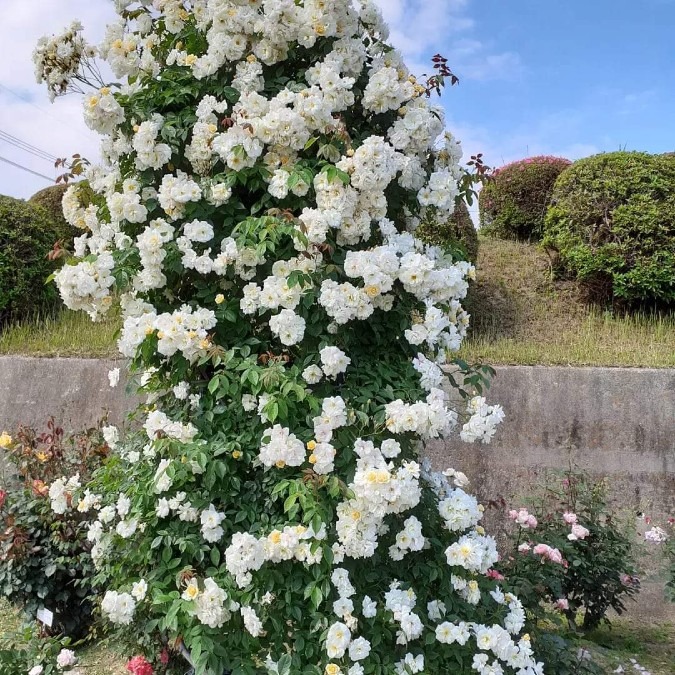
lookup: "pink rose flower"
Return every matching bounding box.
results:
[532,543,549,556]
[56,649,77,668]
[509,508,537,529]
[548,547,564,564]
[554,598,569,611]
[568,523,590,541]
[563,512,577,524]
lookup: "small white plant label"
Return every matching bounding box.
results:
[36,606,54,627]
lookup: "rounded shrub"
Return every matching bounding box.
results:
[0,196,66,325]
[543,151,675,304]
[479,156,572,241]
[416,199,479,263]
[28,184,72,238]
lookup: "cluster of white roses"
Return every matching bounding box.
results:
[119,305,216,361]
[99,12,158,79]
[35,0,541,672]
[181,577,239,628]
[84,87,126,135]
[335,439,421,559]
[48,474,81,514]
[101,589,137,625]
[385,388,458,439]
[32,21,96,101]
[460,396,507,444]
[224,522,325,589]
[132,113,172,170]
[54,251,115,319]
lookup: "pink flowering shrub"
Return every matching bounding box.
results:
[479,156,571,241]
[498,470,639,631]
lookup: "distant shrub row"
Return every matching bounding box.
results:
[1,182,481,329]
[0,185,74,326]
[480,151,675,305]
[479,156,572,241]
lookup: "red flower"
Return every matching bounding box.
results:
[159,649,169,666]
[127,655,154,675]
[0,489,6,509]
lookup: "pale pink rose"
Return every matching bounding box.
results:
[56,649,78,668]
[554,598,569,611]
[518,542,531,553]
[532,543,550,556]
[510,508,537,529]
[548,548,564,564]
[563,512,577,524]
[568,523,590,541]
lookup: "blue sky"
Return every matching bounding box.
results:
[393,0,675,166]
[0,0,673,198]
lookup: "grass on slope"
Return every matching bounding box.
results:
[0,309,119,357]
[460,237,675,367]
[0,239,673,366]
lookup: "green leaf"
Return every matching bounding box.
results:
[310,585,323,609]
[277,654,292,675]
[208,376,220,394]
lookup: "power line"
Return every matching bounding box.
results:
[0,130,58,164]
[0,154,54,183]
[0,82,93,142]
[0,129,59,160]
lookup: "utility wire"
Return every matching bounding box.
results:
[0,154,54,183]
[0,130,58,164]
[0,82,93,142]
[0,128,59,160]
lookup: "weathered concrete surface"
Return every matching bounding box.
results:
[0,359,673,619]
[427,366,675,621]
[0,356,138,434]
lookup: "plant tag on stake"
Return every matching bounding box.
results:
[37,606,54,628]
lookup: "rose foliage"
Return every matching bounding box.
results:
[36,2,543,674]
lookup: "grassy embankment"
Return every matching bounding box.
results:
[0,238,674,366]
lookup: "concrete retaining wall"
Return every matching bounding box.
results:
[1,359,673,619]
[0,356,135,433]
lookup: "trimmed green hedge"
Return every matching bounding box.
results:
[417,199,479,263]
[543,151,675,304]
[28,184,71,235]
[0,195,66,324]
[479,156,572,241]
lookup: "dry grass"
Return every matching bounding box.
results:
[0,309,119,358]
[460,238,675,367]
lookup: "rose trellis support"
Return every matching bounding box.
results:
[35,2,543,674]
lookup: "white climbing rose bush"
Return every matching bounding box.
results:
[37,1,540,674]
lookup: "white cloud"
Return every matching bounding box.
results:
[373,0,521,82]
[0,0,116,199]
